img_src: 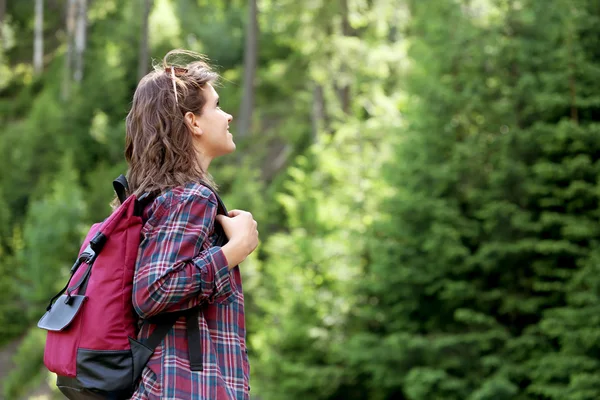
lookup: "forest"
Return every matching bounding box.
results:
[1,0,600,399]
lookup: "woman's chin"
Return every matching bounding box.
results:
[227,141,236,153]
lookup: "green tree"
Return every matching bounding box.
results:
[354,1,600,399]
[250,1,404,398]
[17,153,87,320]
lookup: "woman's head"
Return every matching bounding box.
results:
[125,49,234,197]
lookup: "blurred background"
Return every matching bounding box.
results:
[1,0,600,399]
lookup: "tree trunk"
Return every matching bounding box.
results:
[34,0,44,75]
[0,0,6,38]
[137,0,152,81]
[73,0,87,82]
[337,0,351,115]
[62,0,76,100]
[238,0,259,138]
[312,83,326,143]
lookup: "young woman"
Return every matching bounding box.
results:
[127,50,258,400]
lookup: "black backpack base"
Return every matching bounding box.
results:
[57,376,132,400]
[53,336,153,400]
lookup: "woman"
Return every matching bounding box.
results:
[127,49,258,400]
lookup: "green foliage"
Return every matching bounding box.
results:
[17,154,87,320]
[2,328,47,400]
[352,1,600,399]
[2,0,600,399]
[0,229,28,345]
[250,2,404,396]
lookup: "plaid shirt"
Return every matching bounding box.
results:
[131,183,249,400]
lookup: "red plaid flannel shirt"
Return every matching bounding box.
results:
[131,183,249,400]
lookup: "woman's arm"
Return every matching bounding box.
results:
[132,187,234,319]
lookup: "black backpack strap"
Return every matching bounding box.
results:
[213,193,227,216]
[135,191,158,217]
[199,180,227,215]
[143,307,204,371]
[186,308,203,371]
[143,314,179,350]
[113,174,157,216]
[199,181,229,247]
[113,174,129,205]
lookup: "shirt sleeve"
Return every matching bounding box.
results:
[132,188,233,319]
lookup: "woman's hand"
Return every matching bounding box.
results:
[216,210,259,269]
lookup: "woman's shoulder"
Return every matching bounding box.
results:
[168,182,217,205]
[144,182,218,226]
[151,182,215,207]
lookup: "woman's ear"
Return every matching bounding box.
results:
[184,111,203,137]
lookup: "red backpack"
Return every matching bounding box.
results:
[37,176,228,399]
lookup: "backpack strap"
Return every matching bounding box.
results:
[112,175,158,217]
[143,308,204,371]
[185,308,203,370]
[113,174,129,205]
[143,313,179,350]
[199,180,228,215]
[135,191,158,217]
[199,180,228,247]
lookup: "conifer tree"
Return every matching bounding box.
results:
[355,1,600,399]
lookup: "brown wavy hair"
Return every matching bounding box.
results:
[124,49,219,200]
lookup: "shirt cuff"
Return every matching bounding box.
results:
[205,246,236,303]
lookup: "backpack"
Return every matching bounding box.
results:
[37,175,229,399]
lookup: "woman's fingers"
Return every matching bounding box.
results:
[228,209,246,217]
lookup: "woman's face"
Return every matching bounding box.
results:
[190,83,235,160]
